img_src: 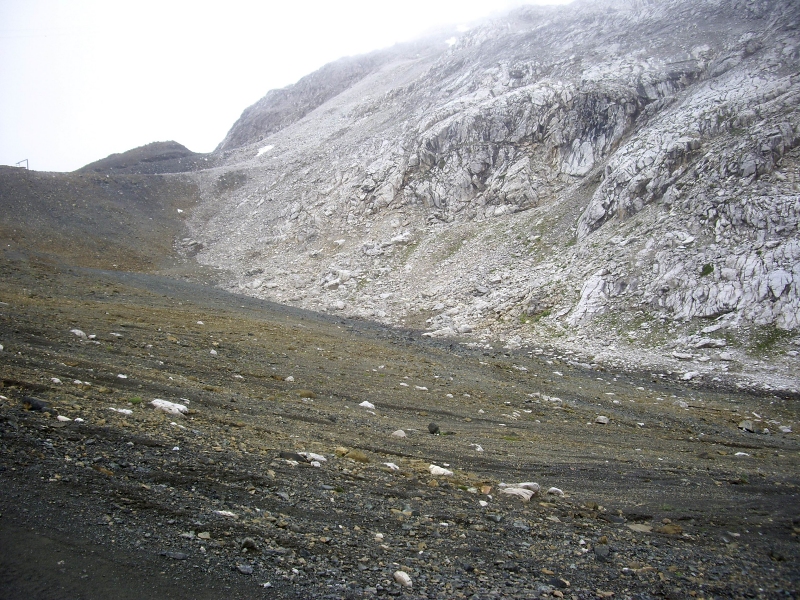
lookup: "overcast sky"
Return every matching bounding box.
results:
[0,0,574,172]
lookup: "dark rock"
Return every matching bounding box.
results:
[241,537,258,550]
[22,396,50,412]
[279,451,309,462]
[161,551,188,560]
[428,422,440,434]
[594,544,611,562]
[486,514,503,523]
[512,520,530,532]
[548,577,570,589]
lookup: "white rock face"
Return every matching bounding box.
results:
[185,0,800,385]
[568,273,609,326]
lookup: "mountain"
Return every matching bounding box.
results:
[1,4,798,594]
[78,141,213,175]
[0,164,198,271]
[184,0,800,388]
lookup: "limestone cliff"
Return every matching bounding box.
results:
[189,0,800,388]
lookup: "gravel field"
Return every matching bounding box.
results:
[1,253,798,599]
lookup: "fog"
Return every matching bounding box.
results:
[0,0,573,172]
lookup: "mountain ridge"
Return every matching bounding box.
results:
[181,0,800,391]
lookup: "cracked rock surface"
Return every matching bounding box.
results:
[186,0,800,391]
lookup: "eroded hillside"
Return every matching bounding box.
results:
[186,0,800,392]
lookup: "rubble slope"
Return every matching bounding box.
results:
[189,0,800,391]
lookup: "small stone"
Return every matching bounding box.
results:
[518,482,540,493]
[548,577,570,589]
[500,487,535,501]
[345,449,369,463]
[70,329,87,339]
[213,510,238,519]
[429,464,453,476]
[594,544,611,562]
[738,420,755,432]
[393,570,412,588]
[391,429,406,438]
[298,451,326,462]
[237,564,253,575]
[22,396,49,412]
[161,551,188,560]
[359,400,376,409]
[197,532,211,540]
[682,371,700,381]
[241,537,257,550]
[595,416,609,425]
[656,523,683,535]
[150,399,188,416]
[547,487,564,497]
[694,338,726,348]
[486,513,503,523]
[279,451,308,462]
[428,422,440,434]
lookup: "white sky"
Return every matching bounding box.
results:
[0,0,574,172]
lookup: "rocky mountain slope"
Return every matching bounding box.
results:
[0,165,198,271]
[185,0,800,391]
[1,3,799,596]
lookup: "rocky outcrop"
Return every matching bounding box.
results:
[187,0,800,377]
